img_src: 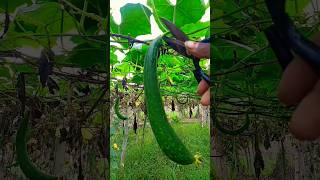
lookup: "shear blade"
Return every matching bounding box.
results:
[163,36,189,57]
[160,18,189,42]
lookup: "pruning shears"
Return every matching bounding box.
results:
[160,18,211,85]
[264,0,320,74]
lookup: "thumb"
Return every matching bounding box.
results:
[185,41,198,50]
[185,41,210,59]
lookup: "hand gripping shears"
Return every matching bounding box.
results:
[160,18,211,85]
[264,0,320,74]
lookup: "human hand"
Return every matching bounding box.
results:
[185,41,210,59]
[277,33,320,140]
[185,41,210,106]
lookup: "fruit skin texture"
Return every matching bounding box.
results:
[144,36,195,165]
[289,80,320,140]
[16,115,57,180]
[115,97,128,120]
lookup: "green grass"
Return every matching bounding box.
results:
[111,122,210,180]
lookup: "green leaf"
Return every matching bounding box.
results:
[110,47,119,65]
[123,48,144,67]
[213,0,239,13]
[211,19,231,34]
[16,2,76,34]
[286,0,310,16]
[159,55,181,68]
[110,3,152,37]
[148,0,206,31]
[3,26,45,48]
[181,21,210,39]
[1,2,78,49]
[131,73,143,84]
[12,64,35,73]
[92,112,102,125]
[0,0,32,13]
[114,61,134,74]
[68,43,107,68]
[0,66,11,79]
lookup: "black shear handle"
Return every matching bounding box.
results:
[266,0,320,75]
[193,69,211,85]
[191,38,212,85]
[192,56,211,85]
[264,25,293,70]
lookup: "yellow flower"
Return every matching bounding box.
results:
[113,143,120,151]
[193,152,203,167]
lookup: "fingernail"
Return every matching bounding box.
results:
[185,41,196,49]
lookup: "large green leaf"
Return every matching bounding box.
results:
[110,3,152,37]
[12,64,35,73]
[131,73,143,84]
[286,0,311,16]
[147,0,206,31]
[159,55,183,68]
[0,66,11,79]
[39,0,108,33]
[181,21,210,39]
[16,2,76,34]
[214,0,239,13]
[123,48,143,66]
[0,0,32,13]
[110,47,118,65]
[68,43,107,68]
[0,2,78,49]
[113,61,134,74]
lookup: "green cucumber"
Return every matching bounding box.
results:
[114,97,128,120]
[144,36,197,165]
[214,114,250,135]
[16,116,58,180]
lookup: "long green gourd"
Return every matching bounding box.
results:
[114,97,128,120]
[144,36,201,165]
[16,115,58,180]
